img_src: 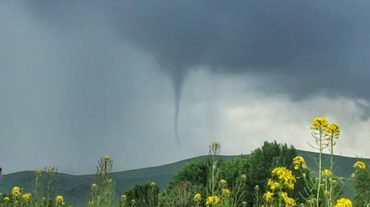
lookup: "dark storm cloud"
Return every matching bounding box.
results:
[112,0,370,99]
[24,0,370,99]
[21,0,370,101]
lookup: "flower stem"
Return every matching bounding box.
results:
[316,129,323,207]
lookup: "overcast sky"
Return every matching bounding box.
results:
[1,0,370,174]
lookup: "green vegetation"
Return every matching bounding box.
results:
[1,117,370,207]
[352,161,370,206]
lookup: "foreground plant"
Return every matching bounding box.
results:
[311,117,329,207]
[334,197,352,207]
[88,155,114,207]
[262,166,297,207]
[352,160,370,206]
[309,117,347,207]
[0,185,69,207]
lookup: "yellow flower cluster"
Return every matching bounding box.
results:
[47,165,57,174]
[22,193,32,202]
[205,195,220,206]
[311,117,328,130]
[103,155,111,162]
[322,169,332,177]
[311,117,341,141]
[271,167,296,190]
[12,186,21,197]
[325,123,340,138]
[307,197,316,205]
[219,179,227,188]
[334,198,353,207]
[353,161,366,169]
[293,156,307,170]
[280,192,297,207]
[91,183,98,191]
[221,188,231,197]
[150,181,156,187]
[194,193,202,202]
[263,191,273,202]
[56,195,65,203]
[267,179,280,191]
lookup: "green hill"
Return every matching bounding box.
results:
[0,150,367,206]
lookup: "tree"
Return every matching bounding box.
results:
[169,159,209,189]
[353,162,370,206]
[246,141,298,206]
[124,182,159,207]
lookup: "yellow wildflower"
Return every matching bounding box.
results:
[322,169,332,177]
[263,191,273,202]
[47,166,57,175]
[205,195,220,206]
[102,155,111,162]
[211,142,221,150]
[272,167,296,190]
[194,193,202,202]
[285,197,297,207]
[280,192,288,200]
[280,192,296,207]
[150,181,156,187]
[55,195,64,204]
[91,183,98,191]
[3,196,10,202]
[219,179,227,188]
[293,156,307,170]
[12,186,21,197]
[255,185,260,191]
[22,193,32,202]
[353,161,366,169]
[334,198,352,207]
[307,197,316,205]
[267,179,280,191]
[222,188,231,197]
[311,117,328,130]
[325,123,340,138]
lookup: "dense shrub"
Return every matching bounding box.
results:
[169,159,209,189]
[123,182,159,207]
[353,161,370,206]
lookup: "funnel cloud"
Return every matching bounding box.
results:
[114,0,370,144]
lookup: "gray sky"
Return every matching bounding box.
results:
[1,0,370,174]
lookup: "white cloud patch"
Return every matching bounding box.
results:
[178,70,370,158]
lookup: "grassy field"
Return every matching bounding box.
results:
[0,150,366,207]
